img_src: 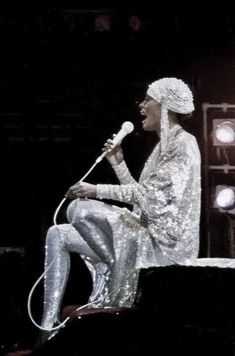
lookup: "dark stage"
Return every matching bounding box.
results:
[13,266,235,355]
[1,4,235,355]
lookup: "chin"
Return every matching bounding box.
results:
[143,125,153,132]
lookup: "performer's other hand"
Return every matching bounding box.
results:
[102,134,124,166]
[66,182,96,199]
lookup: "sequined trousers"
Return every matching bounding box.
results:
[41,199,139,330]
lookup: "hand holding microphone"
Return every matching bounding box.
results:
[108,121,134,147]
[102,136,124,166]
[65,121,134,199]
[98,121,134,166]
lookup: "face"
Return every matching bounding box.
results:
[139,95,161,132]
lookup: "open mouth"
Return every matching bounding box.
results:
[140,110,147,126]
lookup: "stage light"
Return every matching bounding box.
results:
[213,119,235,146]
[214,185,235,214]
[216,122,235,143]
[216,188,235,209]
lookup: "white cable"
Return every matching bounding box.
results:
[27,150,121,332]
[28,254,133,332]
[28,123,135,332]
[27,251,70,331]
[52,154,105,226]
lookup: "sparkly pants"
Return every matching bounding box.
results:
[41,199,139,330]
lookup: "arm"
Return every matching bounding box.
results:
[112,161,136,185]
[103,136,136,184]
[96,142,191,211]
[67,142,193,212]
[66,137,136,199]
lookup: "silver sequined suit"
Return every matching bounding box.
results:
[41,124,201,329]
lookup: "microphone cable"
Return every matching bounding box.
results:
[27,132,135,333]
[27,149,108,332]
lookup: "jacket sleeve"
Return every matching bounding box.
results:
[96,142,191,213]
[112,161,136,185]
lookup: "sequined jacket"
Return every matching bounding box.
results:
[96,124,201,264]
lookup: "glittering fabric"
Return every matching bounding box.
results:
[147,78,194,115]
[147,78,194,154]
[182,258,235,268]
[41,123,201,330]
[97,124,201,267]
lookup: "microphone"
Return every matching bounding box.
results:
[96,121,134,163]
[111,121,134,147]
[64,121,134,199]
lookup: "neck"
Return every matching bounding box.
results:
[156,119,179,135]
[169,120,179,129]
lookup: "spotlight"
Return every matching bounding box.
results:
[214,185,235,214]
[216,122,235,143]
[213,119,235,145]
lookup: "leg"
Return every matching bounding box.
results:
[67,199,138,307]
[67,199,115,268]
[41,223,100,330]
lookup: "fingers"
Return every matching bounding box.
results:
[103,143,113,152]
[102,138,114,153]
[65,189,75,199]
[66,183,85,199]
[102,136,121,153]
[66,182,96,199]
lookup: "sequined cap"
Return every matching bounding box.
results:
[147,77,194,153]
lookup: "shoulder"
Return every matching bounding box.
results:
[170,130,200,160]
[173,128,198,148]
[178,130,201,158]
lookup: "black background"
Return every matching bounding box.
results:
[1,3,235,352]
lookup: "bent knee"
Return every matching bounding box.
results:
[67,199,93,223]
[46,224,71,245]
[67,199,79,222]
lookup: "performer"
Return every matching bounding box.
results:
[40,77,201,332]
